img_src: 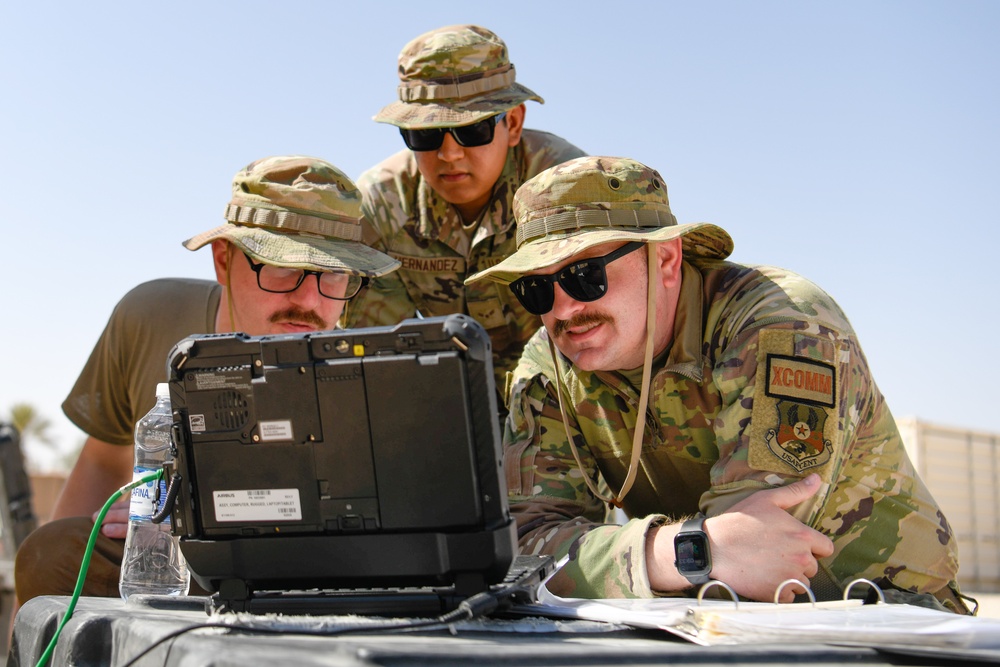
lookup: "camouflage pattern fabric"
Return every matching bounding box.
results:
[374,24,544,129]
[506,258,960,600]
[183,155,399,278]
[344,130,585,389]
[466,156,733,286]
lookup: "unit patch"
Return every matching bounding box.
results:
[765,355,835,407]
[748,330,840,479]
[764,400,832,471]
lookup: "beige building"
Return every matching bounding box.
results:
[898,418,1000,594]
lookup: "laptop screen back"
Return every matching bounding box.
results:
[165,315,515,604]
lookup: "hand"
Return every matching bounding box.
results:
[708,473,835,602]
[94,497,131,540]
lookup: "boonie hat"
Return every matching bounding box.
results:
[465,156,734,285]
[374,24,543,129]
[183,156,399,278]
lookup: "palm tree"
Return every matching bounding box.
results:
[9,404,54,447]
[6,403,57,471]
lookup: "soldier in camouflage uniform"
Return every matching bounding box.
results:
[343,25,585,390]
[466,156,969,612]
[15,156,399,604]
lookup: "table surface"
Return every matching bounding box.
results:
[8,594,992,667]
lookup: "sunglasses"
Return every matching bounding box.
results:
[509,242,645,315]
[399,112,506,152]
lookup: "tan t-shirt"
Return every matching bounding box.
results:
[63,278,221,446]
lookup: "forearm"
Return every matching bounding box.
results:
[513,496,603,557]
[533,510,666,599]
[51,437,132,519]
[646,476,833,603]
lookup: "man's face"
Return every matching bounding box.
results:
[533,240,683,372]
[212,240,348,335]
[413,105,525,221]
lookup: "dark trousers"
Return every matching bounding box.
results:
[14,517,208,604]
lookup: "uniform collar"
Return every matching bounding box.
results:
[662,260,706,381]
[413,142,524,255]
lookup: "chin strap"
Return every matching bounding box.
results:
[222,244,240,332]
[550,242,658,509]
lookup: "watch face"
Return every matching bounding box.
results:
[676,535,709,573]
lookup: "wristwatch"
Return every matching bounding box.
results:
[673,515,712,586]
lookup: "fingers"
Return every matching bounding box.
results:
[100,522,129,540]
[766,475,835,559]
[811,530,835,559]
[710,476,837,603]
[777,511,834,565]
[775,578,810,603]
[763,473,822,510]
[95,497,131,539]
[92,497,130,522]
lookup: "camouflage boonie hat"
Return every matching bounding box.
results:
[466,156,734,285]
[374,24,543,129]
[183,156,399,278]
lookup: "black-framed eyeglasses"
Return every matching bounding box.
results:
[243,253,368,300]
[399,112,507,152]
[509,242,645,315]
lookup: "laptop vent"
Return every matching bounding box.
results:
[214,390,249,430]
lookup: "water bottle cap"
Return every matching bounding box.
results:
[155,383,170,399]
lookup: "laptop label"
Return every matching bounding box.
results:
[213,489,303,522]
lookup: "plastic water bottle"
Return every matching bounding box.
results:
[119,383,190,600]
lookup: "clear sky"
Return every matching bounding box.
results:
[2,1,998,471]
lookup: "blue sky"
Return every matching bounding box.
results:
[2,1,998,470]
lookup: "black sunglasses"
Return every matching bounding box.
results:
[509,242,645,315]
[399,112,506,152]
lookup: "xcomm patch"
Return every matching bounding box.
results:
[748,330,840,478]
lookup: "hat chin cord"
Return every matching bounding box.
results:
[222,244,243,334]
[549,243,657,510]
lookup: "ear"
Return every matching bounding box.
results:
[504,104,526,147]
[656,238,684,290]
[211,239,232,285]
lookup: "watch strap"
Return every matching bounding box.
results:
[680,515,706,535]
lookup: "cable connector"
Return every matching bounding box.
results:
[151,473,182,524]
[117,468,163,497]
[455,591,500,620]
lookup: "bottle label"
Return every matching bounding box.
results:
[128,466,171,525]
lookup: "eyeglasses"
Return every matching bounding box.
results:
[509,242,645,315]
[243,253,368,300]
[399,112,506,152]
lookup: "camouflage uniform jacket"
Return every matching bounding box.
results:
[345,130,585,389]
[506,259,958,599]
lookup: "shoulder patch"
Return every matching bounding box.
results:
[765,355,835,407]
[748,330,840,479]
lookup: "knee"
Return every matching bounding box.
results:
[15,518,106,604]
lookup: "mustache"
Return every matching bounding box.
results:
[553,312,613,337]
[269,307,328,330]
